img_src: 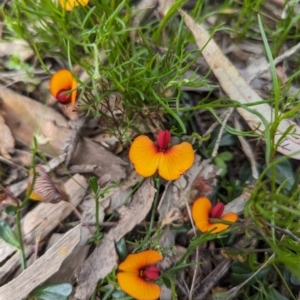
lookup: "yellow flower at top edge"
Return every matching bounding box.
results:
[117,250,162,300]
[129,130,195,181]
[59,0,89,11]
[192,197,238,234]
[50,69,78,108]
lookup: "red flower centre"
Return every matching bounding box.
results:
[141,266,161,280]
[56,89,71,103]
[209,203,224,219]
[157,130,171,151]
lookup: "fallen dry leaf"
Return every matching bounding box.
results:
[180,10,300,159]
[0,40,34,61]
[74,178,156,300]
[0,86,128,180]
[0,84,71,156]
[0,174,88,286]
[0,114,15,159]
[223,188,251,215]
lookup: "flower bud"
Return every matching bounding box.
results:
[157,130,171,150]
[143,266,161,280]
[210,202,224,218]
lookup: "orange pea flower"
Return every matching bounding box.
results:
[129,130,195,181]
[50,69,78,107]
[192,197,238,234]
[59,0,89,11]
[117,250,162,300]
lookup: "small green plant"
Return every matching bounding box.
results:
[88,175,119,244]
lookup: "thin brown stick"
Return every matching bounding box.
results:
[266,222,300,243]
[211,108,234,159]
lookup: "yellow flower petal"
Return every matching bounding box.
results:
[192,197,211,232]
[206,212,238,234]
[117,272,161,300]
[158,142,194,181]
[118,250,162,273]
[129,136,161,178]
[28,190,42,201]
[59,0,89,11]
[50,70,73,98]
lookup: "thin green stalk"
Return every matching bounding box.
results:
[16,137,39,269]
[21,138,38,209]
[143,177,161,246]
[95,193,101,240]
[258,14,281,242]
[16,209,26,269]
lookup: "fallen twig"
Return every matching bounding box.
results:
[211,108,234,159]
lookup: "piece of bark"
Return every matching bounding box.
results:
[11,149,34,168]
[0,174,88,285]
[46,226,91,284]
[22,174,88,243]
[0,246,34,286]
[71,137,128,180]
[56,164,97,175]
[0,240,20,265]
[73,178,156,300]
[0,225,84,300]
[195,260,231,300]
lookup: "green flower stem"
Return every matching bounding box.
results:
[95,194,100,240]
[143,177,161,245]
[16,208,26,269]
